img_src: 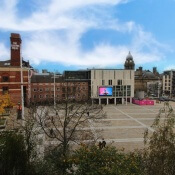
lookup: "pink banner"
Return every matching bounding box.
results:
[132,99,154,105]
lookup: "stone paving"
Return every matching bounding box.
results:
[92,102,175,151]
[5,102,175,153]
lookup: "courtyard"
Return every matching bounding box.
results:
[92,101,175,151]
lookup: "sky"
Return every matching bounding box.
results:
[0,0,175,73]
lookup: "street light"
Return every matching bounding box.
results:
[157,79,161,98]
[20,56,24,120]
[51,72,61,108]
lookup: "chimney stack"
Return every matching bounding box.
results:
[153,67,157,75]
[10,33,22,67]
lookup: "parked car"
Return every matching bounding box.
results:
[159,97,169,101]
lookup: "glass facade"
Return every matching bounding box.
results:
[113,85,131,97]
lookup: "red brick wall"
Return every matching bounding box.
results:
[31,81,89,103]
[0,68,29,105]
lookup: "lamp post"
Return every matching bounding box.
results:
[20,56,24,120]
[54,72,56,108]
[27,68,34,106]
[51,72,61,108]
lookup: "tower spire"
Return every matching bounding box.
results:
[124,51,135,70]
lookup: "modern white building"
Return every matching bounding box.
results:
[91,69,134,105]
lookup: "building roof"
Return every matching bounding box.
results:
[126,51,133,60]
[0,60,11,67]
[11,33,21,38]
[0,59,33,68]
[31,74,64,83]
[135,70,161,80]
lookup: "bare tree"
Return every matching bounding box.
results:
[31,100,105,154]
[28,100,105,174]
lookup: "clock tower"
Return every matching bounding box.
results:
[10,33,22,67]
[124,51,135,70]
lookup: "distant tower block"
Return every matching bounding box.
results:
[10,33,22,67]
[124,51,135,70]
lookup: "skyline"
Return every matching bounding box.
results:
[0,0,175,73]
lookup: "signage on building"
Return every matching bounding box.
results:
[11,42,20,50]
[99,87,113,96]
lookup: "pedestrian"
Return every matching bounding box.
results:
[102,138,106,148]
[98,141,102,149]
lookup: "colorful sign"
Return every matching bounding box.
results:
[99,87,113,96]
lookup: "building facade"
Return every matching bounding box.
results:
[0,33,33,105]
[162,70,175,97]
[91,69,134,104]
[31,72,89,103]
[134,67,162,94]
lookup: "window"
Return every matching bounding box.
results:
[39,88,43,92]
[45,88,49,91]
[33,95,37,99]
[46,94,49,98]
[108,80,112,85]
[67,87,71,93]
[62,94,65,98]
[57,88,60,91]
[102,80,105,85]
[62,87,65,93]
[2,87,8,94]
[117,80,122,85]
[73,87,76,92]
[2,76,9,82]
[39,95,43,98]
[33,88,37,92]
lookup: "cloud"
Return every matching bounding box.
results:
[0,0,170,68]
[0,43,9,60]
[164,65,175,71]
[23,30,162,68]
[0,0,126,31]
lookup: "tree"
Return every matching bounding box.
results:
[71,145,143,175]
[143,102,175,175]
[31,100,106,174]
[0,93,14,114]
[0,131,28,175]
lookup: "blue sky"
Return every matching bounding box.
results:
[0,0,175,73]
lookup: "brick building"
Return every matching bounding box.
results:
[30,72,89,103]
[0,33,33,105]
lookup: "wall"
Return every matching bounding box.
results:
[91,69,134,99]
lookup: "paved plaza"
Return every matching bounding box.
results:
[6,101,175,153]
[92,102,175,151]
